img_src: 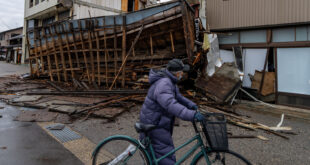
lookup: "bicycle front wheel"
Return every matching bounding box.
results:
[92,136,150,165]
[193,150,252,165]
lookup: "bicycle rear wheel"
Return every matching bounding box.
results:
[92,136,150,165]
[193,150,252,165]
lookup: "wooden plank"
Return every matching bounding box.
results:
[69,22,81,68]
[78,20,91,83]
[87,20,96,83]
[134,0,139,11]
[62,24,75,80]
[38,37,45,73]
[33,31,40,76]
[121,0,128,12]
[121,16,127,88]
[150,35,153,56]
[109,25,144,89]
[103,17,109,87]
[170,32,175,53]
[95,20,101,86]
[132,41,135,57]
[114,16,118,88]
[48,26,61,81]
[41,28,54,81]
[55,24,68,82]
[180,2,192,63]
[259,48,270,94]
[26,37,34,76]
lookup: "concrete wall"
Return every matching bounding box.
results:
[25,0,59,19]
[0,28,23,47]
[206,0,310,31]
[73,0,122,19]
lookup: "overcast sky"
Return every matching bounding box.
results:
[0,0,24,32]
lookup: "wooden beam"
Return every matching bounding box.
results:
[69,22,81,68]
[134,0,139,11]
[114,16,118,88]
[26,37,34,76]
[33,31,40,76]
[38,38,45,73]
[62,24,75,80]
[121,16,127,88]
[181,2,192,63]
[150,35,153,56]
[41,28,54,81]
[259,48,270,94]
[109,25,144,89]
[87,20,96,83]
[121,0,128,12]
[48,26,61,81]
[103,17,109,87]
[170,31,175,53]
[95,20,101,86]
[78,20,91,83]
[54,25,68,82]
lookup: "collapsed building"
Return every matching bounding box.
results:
[27,1,203,87]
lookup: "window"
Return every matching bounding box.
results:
[35,0,39,5]
[240,30,267,43]
[58,10,70,21]
[0,34,4,41]
[27,20,35,28]
[273,26,310,42]
[218,32,239,44]
[29,0,33,8]
[272,28,295,42]
[277,48,310,95]
[42,16,55,26]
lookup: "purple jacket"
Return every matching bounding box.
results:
[140,69,196,164]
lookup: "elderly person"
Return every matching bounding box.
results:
[139,59,204,165]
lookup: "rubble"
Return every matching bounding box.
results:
[15,110,58,122]
[0,1,306,143]
[195,63,241,103]
[27,1,200,90]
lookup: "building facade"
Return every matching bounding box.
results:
[22,0,153,64]
[206,0,310,109]
[0,27,23,63]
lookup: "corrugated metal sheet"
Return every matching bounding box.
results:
[206,0,310,30]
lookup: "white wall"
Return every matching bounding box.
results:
[24,0,59,18]
[73,0,122,19]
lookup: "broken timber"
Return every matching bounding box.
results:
[27,1,199,89]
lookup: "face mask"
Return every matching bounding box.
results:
[177,71,183,80]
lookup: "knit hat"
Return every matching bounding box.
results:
[167,59,190,72]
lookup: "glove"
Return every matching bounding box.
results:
[194,111,204,121]
[191,105,198,110]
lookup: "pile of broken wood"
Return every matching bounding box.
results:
[0,76,147,122]
[0,75,296,141]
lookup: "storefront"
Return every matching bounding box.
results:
[217,25,310,108]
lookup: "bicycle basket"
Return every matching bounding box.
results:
[201,113,228,151]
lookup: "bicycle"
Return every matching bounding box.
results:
[92,113,252,165]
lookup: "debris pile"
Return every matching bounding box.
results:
[27,1,201,90]
[2,1,306,142]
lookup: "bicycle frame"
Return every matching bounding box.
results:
[92,122,214,165]
[146,132,211,165]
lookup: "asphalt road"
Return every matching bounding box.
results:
[0,102,83,165]
[0,61,29,76]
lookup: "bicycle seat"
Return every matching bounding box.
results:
[135,122,156,133]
